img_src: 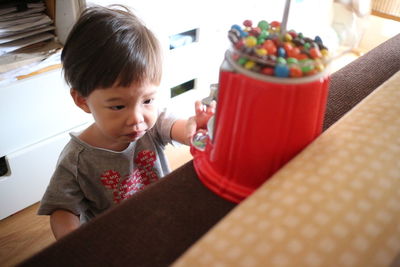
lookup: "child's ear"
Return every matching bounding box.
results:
[70,89,91,113]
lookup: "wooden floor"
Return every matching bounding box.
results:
[0,145,192,267]
[0,204,55,267]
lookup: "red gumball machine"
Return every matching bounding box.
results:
[190,0,369,203]
[190,48,330,203]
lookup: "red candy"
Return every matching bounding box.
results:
[287,47,300,58]
[261,67,274,76]
[235,39,245,50]
[249,27,261,36]
[288,30,297,39]
[270,21,281,28]
[310,47,322,59]
[289,66,302,77]
[243,20,252,27]
[283,42,293,53]
[297,53,309,60]
[263,40,277,55]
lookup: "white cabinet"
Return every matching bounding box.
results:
[0,68,92,219]
[0,123,89,220]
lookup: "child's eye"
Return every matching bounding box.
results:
[110,105,125,110]
[143,98,154,105]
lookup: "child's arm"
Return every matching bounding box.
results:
[170,100,215,145]
[50,209,80,240]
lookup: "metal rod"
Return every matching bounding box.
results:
[280,0,291,36]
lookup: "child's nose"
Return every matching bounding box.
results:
[127,107,144,126]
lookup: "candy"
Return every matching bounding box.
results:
[243,20,253,27]
[270,21,281,28]
[261,67,274,75]
[244,36,257,47]
[289,66,302,77]
[284,33,292,42]
[237,57,247,65]
[309,47,322,59]
[314,35,323,44]
[257,20,269,30]
[277,57,287,65]
[255,48,267,56]
[277,47,286,58]
[228,19,330,78]
[244,60,256,69]
[275,64,290,77]
[286,57,298,64]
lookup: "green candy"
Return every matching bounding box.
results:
[299,59,313,65]
[257,20,269,30]
[277,57,287,65]
[301,64,315,73]
[237,57,248,65]
[259,30,269,39]
[287,57,298,64]
[257,38,265,45]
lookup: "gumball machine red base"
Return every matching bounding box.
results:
[191,48,330,203]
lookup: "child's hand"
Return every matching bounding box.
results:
[186,100,216,143]
[171,100,216,145]
[194,100,216,130]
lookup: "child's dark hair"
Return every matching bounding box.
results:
[61,5,162,97]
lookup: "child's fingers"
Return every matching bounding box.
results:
[206,100,216,114]
[194,100,204,115]
[186,116,197,139]
[195,100,215,115]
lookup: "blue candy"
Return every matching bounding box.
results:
[231,24,248,37]
[278,47,286,58]
[231,24,241,31]
[314,35,323,44]
[274,64,290,77]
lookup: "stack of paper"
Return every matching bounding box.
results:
[0,1,55,56]
[0,1,61,84]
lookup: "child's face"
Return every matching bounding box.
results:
[80,81,159,149]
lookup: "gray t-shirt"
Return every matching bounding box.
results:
[38,111,177,223]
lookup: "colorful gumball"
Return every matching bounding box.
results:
[275,64,290,77]
[289,66,303,77]
[229,19,329,77]
[243,20,252,27]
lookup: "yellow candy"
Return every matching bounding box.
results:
[284,33,292,42]
[255,48,268,56]
[321,49,329,57]
[244,60,255,69]
[314,59,325,72]
[245,36,257,47]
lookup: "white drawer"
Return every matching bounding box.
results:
[0,123,89,220]
[0,69,91,158]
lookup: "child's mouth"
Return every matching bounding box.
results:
[126,131,145,139]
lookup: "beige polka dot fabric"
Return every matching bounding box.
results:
[174,71,400,267]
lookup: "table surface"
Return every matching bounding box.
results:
[173,70,400,267]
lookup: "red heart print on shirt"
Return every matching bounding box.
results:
[100,150,159,203]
